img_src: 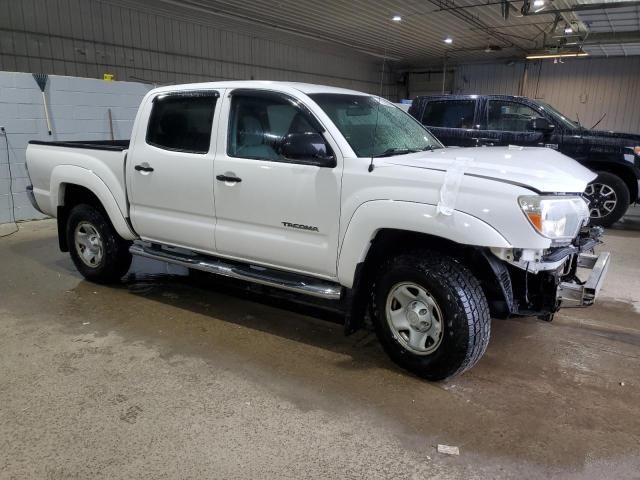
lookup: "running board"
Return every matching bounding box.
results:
[129,243,342,300]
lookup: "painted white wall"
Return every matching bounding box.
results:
[0,71,151,223]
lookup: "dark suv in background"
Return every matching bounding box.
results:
[409,94,640,226]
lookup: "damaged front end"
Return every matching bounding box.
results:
[488,226,610,320]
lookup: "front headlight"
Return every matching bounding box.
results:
[519,195,590,244]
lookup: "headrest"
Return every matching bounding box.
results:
[239,116,264,147]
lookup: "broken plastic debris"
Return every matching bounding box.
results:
[437,444,460,455]
[82,322,90,325]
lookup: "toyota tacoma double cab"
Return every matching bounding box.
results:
[26,81,609,380]
[409,94,640,227]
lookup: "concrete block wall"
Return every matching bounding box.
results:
[0,71,151,224]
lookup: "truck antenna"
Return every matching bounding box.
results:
[591,113,606,130]
[369,45,388,173]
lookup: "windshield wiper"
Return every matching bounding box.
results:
[373,147,421,158]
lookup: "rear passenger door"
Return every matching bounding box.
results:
[128,90,221,252]
[419,98,479,146]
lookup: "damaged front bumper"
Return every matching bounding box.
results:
[486,226,610,318]
[557,252,610,307]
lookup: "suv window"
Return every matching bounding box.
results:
[421,100,475,129]
[228,91,325,162]
[146,92,218,153]
[486,100,541,132]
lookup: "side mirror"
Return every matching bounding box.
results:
[530,117,554,132]
[280,132,336,168]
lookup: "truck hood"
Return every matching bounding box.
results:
[385,146,596,193]
[566,127,640,145]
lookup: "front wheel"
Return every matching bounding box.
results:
[372,251,491,381]
[66,204,132,283]
[585,172,630,227]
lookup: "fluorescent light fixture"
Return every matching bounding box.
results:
[444,37,453,44]
[564,25,573,33]
[526,52,589,60]
[533,0,544,6]
[392,15,402,21]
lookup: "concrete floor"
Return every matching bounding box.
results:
[1,208,639,479]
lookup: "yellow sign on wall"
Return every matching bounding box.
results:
[103,73,115,81]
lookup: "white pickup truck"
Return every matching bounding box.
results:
[26,81,609,380]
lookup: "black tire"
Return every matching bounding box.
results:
[586,172,630,227]
[371,251,490,381]
[66,204,132,283]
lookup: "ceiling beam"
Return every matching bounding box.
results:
[542,32,640,50]
[527,0,640,15]
[427,0,529,51]
[579,32,640,45]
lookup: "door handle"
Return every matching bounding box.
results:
[472,137,498,146]
[216,174,242,183]
[135,164,154,172]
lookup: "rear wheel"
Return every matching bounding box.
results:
[585,172,630,227]
[372,251,491,381]
[66,204,132,283]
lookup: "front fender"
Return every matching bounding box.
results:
[50,165,136,240]
[337,200,510,287]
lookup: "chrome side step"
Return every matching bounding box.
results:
[129,243,342,300]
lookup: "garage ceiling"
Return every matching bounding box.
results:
[111,0,640,63]
[575,1,640,56]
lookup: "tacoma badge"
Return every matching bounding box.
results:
[282,221,319,232]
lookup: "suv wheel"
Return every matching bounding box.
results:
[372,251,490,381]
[66,204,132,283]
[585,172,630,227]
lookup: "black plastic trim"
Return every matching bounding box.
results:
[28,140,130,151]
[152,90,220,102]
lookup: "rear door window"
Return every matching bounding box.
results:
[421,100,476,129]
[146,92,218,154]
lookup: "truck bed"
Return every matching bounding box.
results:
[28,139,130,151]
[26,139,131,219]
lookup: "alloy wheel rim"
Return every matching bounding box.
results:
[584,183,617,218]
[385,282,444,356]
[74,222,104,268]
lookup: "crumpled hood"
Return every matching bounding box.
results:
[384,145,596,193]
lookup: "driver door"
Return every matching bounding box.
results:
[212,89,342,278]
[479,99,549,147]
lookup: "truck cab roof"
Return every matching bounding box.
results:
[150,80,370,97]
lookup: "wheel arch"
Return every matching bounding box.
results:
[587,161,638,202]
[353,229,513,320]
[52,167,136,250]
[337,200,511,288]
